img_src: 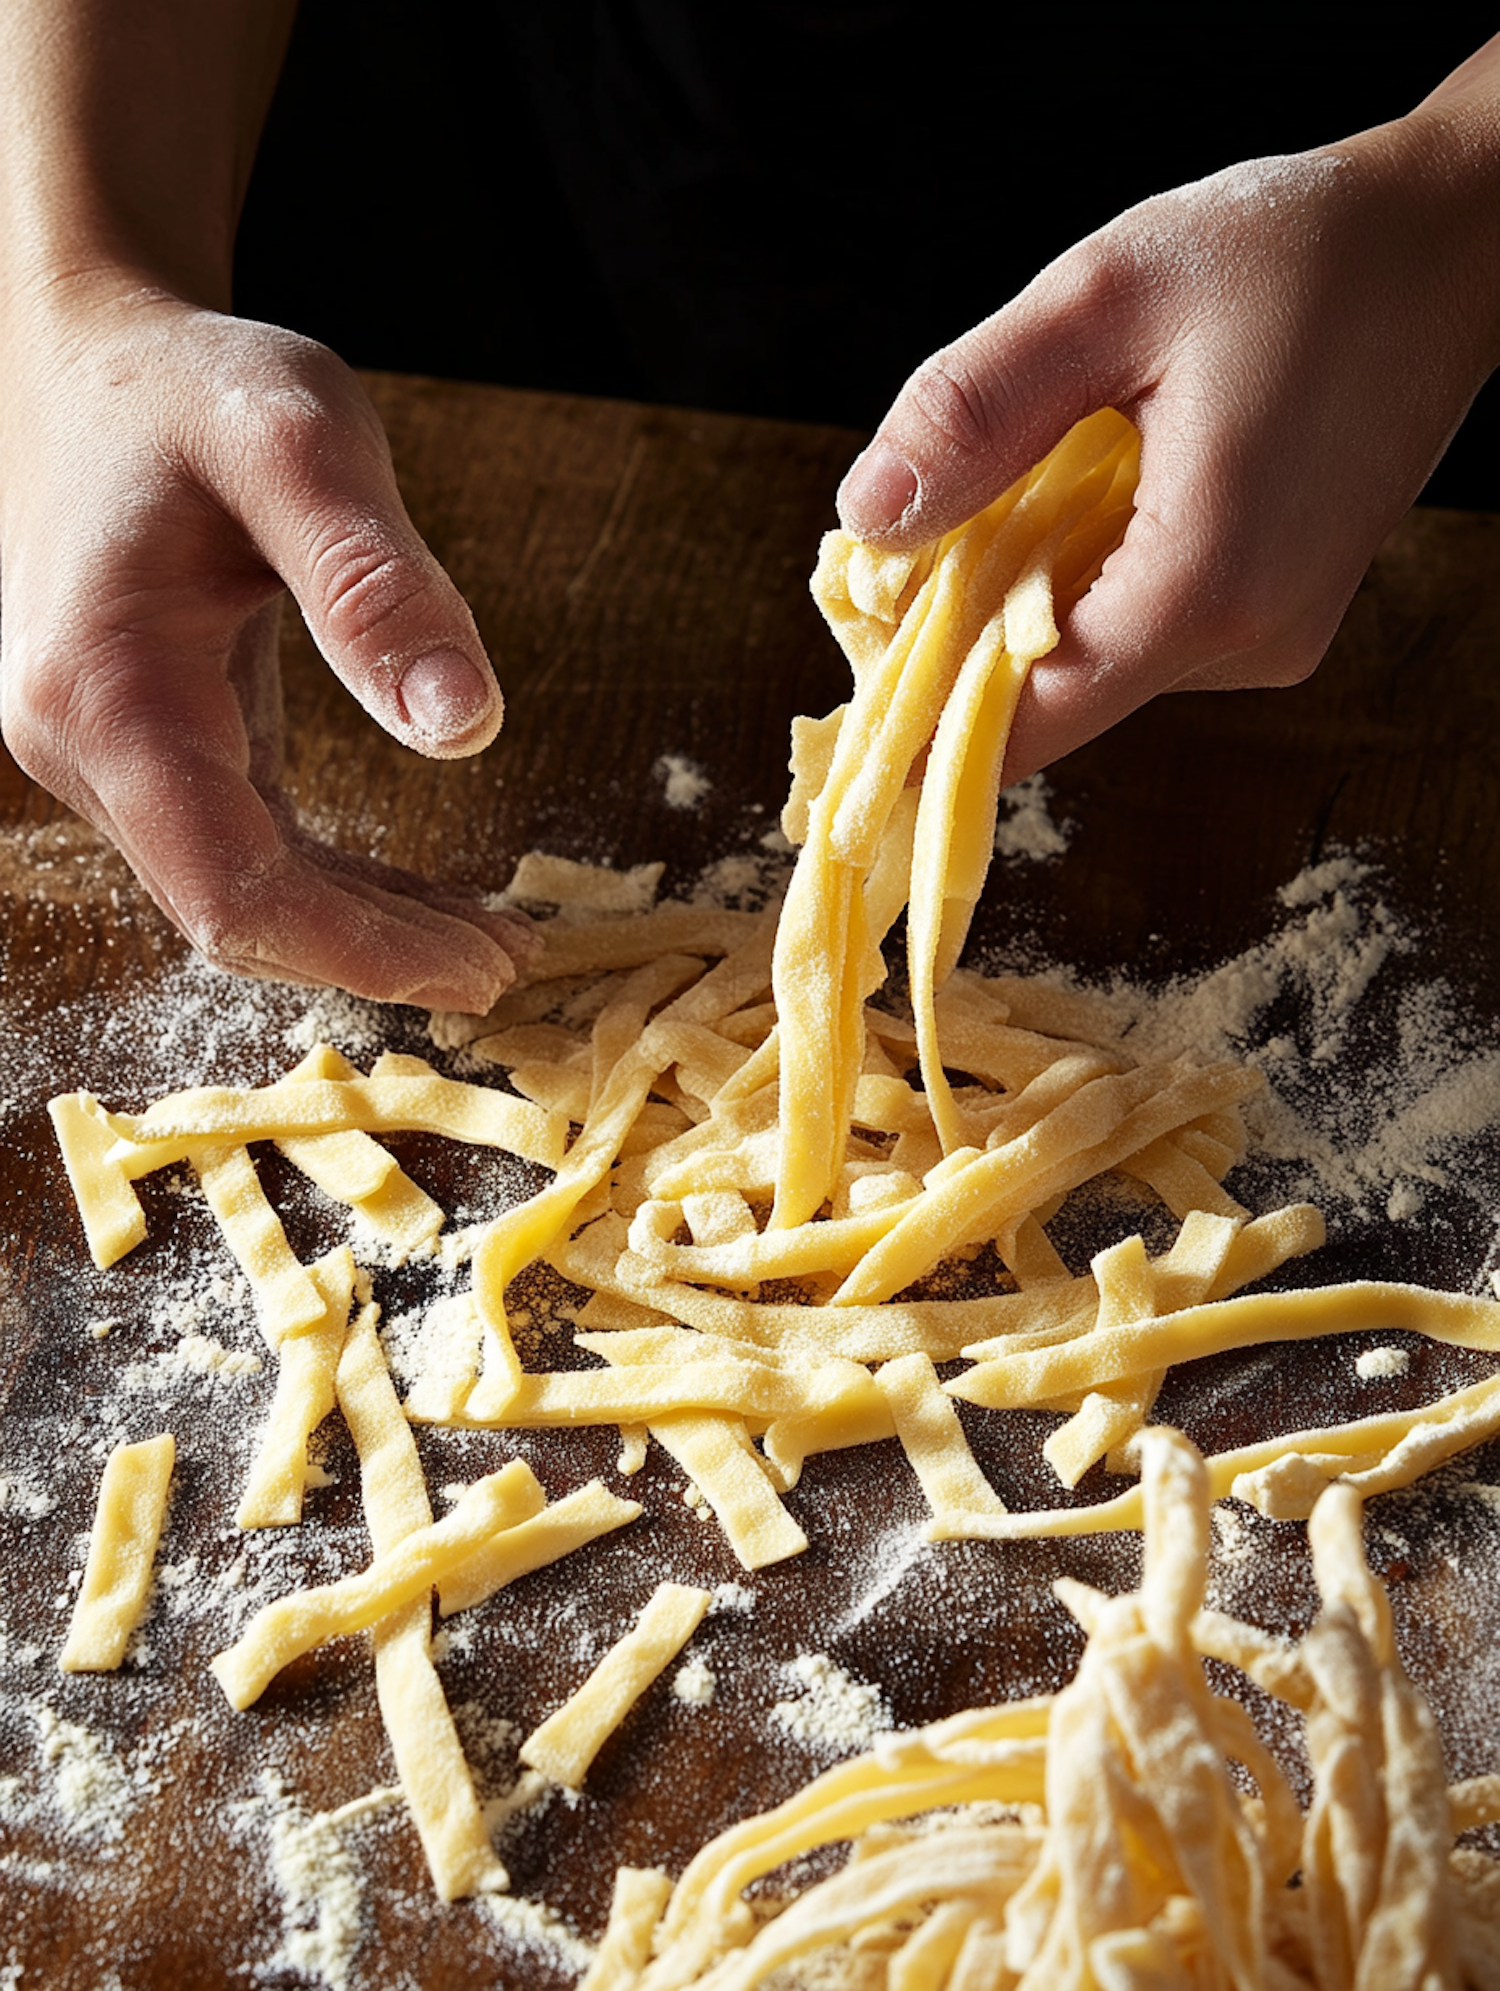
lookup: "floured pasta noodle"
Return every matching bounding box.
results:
[593,1431,1500,1991]
[44,411,1500,1942]
[519,1581,711,1792]
[60,1432,174,1673]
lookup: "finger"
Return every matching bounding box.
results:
[229,585,543,977]
[837,254,1130,550]
[42,636,522,1011]
[996,435,1354,786]
[210,348,504,759]
[275,810,544,973]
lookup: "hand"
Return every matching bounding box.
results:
[836,50,1500,783]
[0,278,536,1011]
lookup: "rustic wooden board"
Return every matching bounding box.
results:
[3,375,1499,1988]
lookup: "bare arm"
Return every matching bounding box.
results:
[0,2,535,1010]
[838,36,1500,783]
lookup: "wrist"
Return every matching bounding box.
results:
[1327,60,1500,381]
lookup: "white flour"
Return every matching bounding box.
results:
[654,754,713,810]
[993,773,1072,862]
[4,828,1500,1987]
[253,1775,402,1991]
[772,1654,891,1756]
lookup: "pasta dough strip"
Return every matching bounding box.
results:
[436,1480,642,1618]
[519,1581,711,1791]
[873,1352,1006,1517]
[109,1073,567,1169]
[60,1432,174,1673]
[930,1370,1500,1540]
[334,1299,507,1901]
[647,1413,809,1570]
[236,1246,356,1528]
[210,1458,547,1710]
[466,934,778,1416]
[191,1141,326,1342]
[47,1091,148,1269]
[950,1279,1500,1409]
[580,1867,676,1991]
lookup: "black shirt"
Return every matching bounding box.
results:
[235,4,1499,506]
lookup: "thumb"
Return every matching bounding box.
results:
[837,255,1132,551]
[224,370,502,758]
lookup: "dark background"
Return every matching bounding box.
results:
[235,4,1500,507]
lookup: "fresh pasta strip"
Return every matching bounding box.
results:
[646,1724,1050,1985]
[108,1073,567,1170]
[278,1128,396,1204]
[60,1433,174,1673]
[579,1866,676,1991]
[761,1391,897,1490]
[695,1829,1037,1991]
[771,411,1140,1229]
[622,1430,1489,1991]
[906,424,1140,1158]
[348,1169,447,1261]
[437,1480,643,1618]
[335,1297,506,1900]
[565,1337,812,1568]
[950,1279,1500,1410]
[1117,1132,1249,1222]
[931,1370,1500,1540]
[274,1045,446,1258]
[519,1581,711,1791]
[647,1414,808,1570]
[236,1246,356,1528]
[833,1059,1261,1307]
[191,1142,326,1342]
[463,934,778,1417]
[47,1091,149,1269]
[872,1352,1006,1518]
[1041,1229,1184,1489]
[464,953,710,1414]
[211,1458,548,1710]
[455,1356,874,1431]
[551,1220,1075,1364]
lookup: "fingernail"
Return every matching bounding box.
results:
[397,651,496,738]
[838,440,918,536]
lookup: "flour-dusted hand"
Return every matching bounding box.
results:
[838,37,1500,784]
[0,4,534,1012]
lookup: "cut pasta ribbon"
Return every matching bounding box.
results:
[61,1433,174,1673]
[520,1581,711,1792]
[48,413,1500,1924]
[600,1431,1500,1991]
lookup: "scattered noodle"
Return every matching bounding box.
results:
[519,1581,711,1791]
[604,1432,1495,1991]
[43,412,1500,1949]
[61,1433,174,1673]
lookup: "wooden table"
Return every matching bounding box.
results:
[3,375,1500,1988]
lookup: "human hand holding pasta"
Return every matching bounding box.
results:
[0,2,535,1014]
[838,37,1500,784]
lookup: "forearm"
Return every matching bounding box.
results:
[0,0,296,314]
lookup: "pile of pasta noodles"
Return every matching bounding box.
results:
[580,1430,1500,1991]
[48,408,1500,1939]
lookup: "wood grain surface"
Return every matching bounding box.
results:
[3,374,1500,1989]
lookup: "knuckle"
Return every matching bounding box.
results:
[1,637,101,788]
[903,353,1002,460]
[310,535,432,656]
[224,339,384,479]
